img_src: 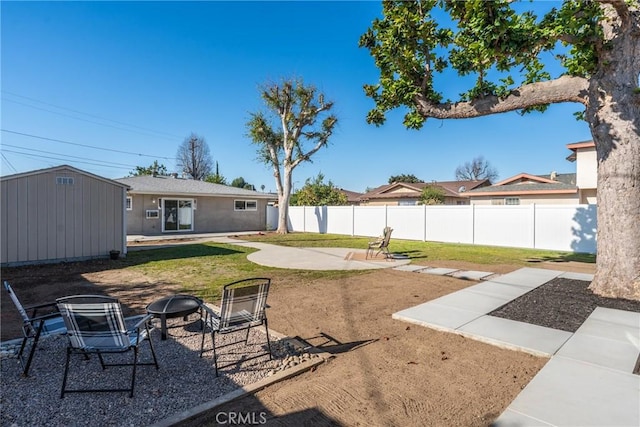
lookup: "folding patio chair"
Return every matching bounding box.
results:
[366,227,393,259]
[56,295,159,398]
[199,277,272,376]
[3,281,67,376]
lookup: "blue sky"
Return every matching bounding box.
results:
[1,1,592,193]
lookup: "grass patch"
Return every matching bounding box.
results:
[122,241,369,300]
[242,232,596,266]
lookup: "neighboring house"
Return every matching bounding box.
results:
[339,188,364,205]
[360,180,490,206]
[115,174,277,235]
[1,165,129,266]
[466,141,597,205]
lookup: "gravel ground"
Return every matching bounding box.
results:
[0,315,307,427]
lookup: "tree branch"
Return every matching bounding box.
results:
[414,75,589,119]
[596,0,631,25]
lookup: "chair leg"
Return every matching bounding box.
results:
[22,321,44,376]
[60,348,72,399]
[199,312,209,357]
[145,323,159,370]
[212,331,218,377]
[264,320,272,361]
[244,326,251,344]
[130,347,138,398]
[97,353,107,369]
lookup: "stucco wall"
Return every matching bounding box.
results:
[576,147,597,189]
[126,193,269,235]
[470,194,580,205]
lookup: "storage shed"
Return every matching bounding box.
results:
[1,165,129,266]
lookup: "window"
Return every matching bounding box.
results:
[235,200,257,211]
[56,177,74,185]
[398,200,416,206]
[491,198,505,205]
[505,197,520,205]
[146,210,159,219]
[126,196,132,211]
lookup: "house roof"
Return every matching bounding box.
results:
[467,172,577,196]
[361,179,489,200]
[339,188,364,203]
[566,140,595,162]
[0,164,130,189]
[115,175,276,199]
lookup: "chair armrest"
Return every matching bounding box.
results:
[29,311,63,324]
[202,304,221,318]
[129,313,154,331]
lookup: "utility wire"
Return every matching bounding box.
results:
[1,129,177,160]
[1,90,182,140]
[1,144,138,168]
[1,149,134,170]
[1,153,18,173]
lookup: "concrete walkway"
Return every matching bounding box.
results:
[393,267,640,427]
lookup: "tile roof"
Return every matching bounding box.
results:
[115,175,275,198]
[361,180,489,200]
[339,188,364,203]
[466,173,577,195]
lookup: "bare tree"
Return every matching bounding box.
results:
[455,157,498,182]
[176,133,213,180]
[247,78,337,233]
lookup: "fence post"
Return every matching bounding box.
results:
[423,204,427,242]
[351,205,355,236]
[471,204,476,245]
[531,203,536,249]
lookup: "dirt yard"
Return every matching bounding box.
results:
[1,254,576,426]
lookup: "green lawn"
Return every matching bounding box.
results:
[241,232,596,265]
[120,232,594,301]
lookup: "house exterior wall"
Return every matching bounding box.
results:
[125,193,269,235]
[470,194,579,205]
[1,168,126,266]
[576,147,597,189]
[579,189,597,204]
[364,196,467,206]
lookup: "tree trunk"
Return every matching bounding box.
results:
[276,168,293,234]
[586,8,640,300]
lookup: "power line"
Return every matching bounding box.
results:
[1,90,183,140]
[1,129,177,160]
[1,149,134,170]
[1,153,18,173]
[1,144,138,168]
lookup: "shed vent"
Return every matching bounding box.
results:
[56,177,74,185]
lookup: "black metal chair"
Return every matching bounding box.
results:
[56,295,159,398]
[200,278,272,376]
[3,281,67,376]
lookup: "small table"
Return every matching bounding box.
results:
[146,294,203,340]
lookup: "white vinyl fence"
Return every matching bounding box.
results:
[266,204,597,254]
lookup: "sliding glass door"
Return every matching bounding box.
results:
[163,199,193,232]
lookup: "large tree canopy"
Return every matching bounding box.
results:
[247,79,338,233]
[361,0,640,299]
[292,173,348,206]
[455,156,498,182]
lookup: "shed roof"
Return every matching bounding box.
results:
[0,164,130,189]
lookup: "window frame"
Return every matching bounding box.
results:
[145,209,160,219]
[126,196,133,211]
[234,200,258,211]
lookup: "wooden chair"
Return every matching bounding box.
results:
[366,227,393,259]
